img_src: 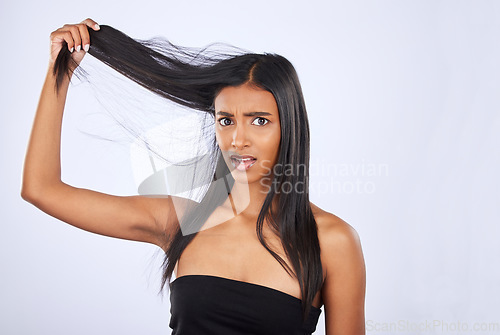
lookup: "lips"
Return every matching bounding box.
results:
[230,154,257,171]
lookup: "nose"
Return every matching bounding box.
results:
[231,123,250,149]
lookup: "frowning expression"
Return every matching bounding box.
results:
[214,83,281,186]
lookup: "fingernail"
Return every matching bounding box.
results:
[94,24,100,30]
[70,47,74,53]
[76,45,81,52]
[84,44,90,52]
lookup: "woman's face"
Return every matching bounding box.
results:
[214,83,281,186]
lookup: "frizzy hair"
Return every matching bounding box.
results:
[53,25,323,322]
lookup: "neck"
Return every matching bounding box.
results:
[228,172,281,216]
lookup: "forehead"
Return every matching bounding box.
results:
[214,84,278,114]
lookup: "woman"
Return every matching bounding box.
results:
[21,18,366,334]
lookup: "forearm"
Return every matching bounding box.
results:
[21,64,72,198]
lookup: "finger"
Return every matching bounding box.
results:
[65,25,83,53]
[81,18,100,31]
[76,23,91,53]
[51,29,75,53]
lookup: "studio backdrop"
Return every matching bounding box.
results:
[1,1,499,334]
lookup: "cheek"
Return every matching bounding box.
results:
[215,130,225,148]
[273,138,281,163]
[216,132,234,153]
[270,128,281,154]
[262,134,280,164]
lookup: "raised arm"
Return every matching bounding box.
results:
[21,19,178,249]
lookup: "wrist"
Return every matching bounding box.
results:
[46,62,72,91]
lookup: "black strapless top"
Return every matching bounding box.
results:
[169,275,322,334]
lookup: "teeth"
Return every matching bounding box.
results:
[231,157,255,161]
[230,156,256,170]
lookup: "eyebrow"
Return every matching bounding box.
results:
[216,111,273,117]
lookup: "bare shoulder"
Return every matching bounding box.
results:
[310,202,362,248]
[310,202,364,279]
[310,202,366,333]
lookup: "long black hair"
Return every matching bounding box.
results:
[54,25,323,322]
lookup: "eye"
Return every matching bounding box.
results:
[217,117,233,126]
[252,117,269,126]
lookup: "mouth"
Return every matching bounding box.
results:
[230,154,257,171]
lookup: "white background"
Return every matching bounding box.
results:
[1,1,499,334]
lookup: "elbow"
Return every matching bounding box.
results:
[21,181,65,206]
[21,186,48,209]
[20,172,40,203]
[21,176,63,204]
[20,185,38,204]
[20,181,47,205]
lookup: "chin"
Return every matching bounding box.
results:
[230,169,271,189]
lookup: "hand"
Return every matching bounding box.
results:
[49,18,100,67]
